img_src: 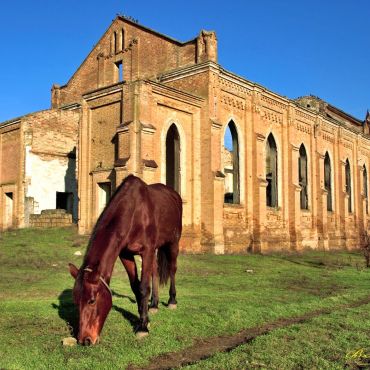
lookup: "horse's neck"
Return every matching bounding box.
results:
[85,234,121,283]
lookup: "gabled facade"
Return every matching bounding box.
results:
[1,15,369,253]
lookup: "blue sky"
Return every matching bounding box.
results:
[0,0,369,123]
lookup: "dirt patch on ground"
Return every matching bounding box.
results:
[127,296,370,370]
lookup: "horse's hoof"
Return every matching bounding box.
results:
[168,303,177,310]
[135,331,149,339]
[149,307,158,314]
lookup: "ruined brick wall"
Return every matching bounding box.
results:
[6,18,367,253]
[23,109,79,223]
[30,209,73,228]
[1,126,20,184]
[0,122,21,230]
[26,109,78,155]
[90,101,121,172]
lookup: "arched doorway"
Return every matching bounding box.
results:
[166,124,180,193]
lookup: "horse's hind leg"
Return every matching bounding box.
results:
[149,252,159,313]
[168,241,179,309]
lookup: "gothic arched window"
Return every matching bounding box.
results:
[266,134,278,207]
[120,28,124,51]
[299,144,308,210]
[223,121,240,204]
[166,124,180,193]
[324,152,333,211]
[113,31,117,53]
[345,159,352,213]
[364,165,368,214]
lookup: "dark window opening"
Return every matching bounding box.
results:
[299,144,308,209]
[166,124,180,193]
[120,28,124,50]
[114,31,117,53]
[364,165,368,214]
[115,61,123,82]
[345,159,352,213]
[324,152,332,211]
[224,121,240,204]
[56,192,73,214]
[266,134,278,207]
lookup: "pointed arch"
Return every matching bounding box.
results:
[119,28,124,51]
[166,124,180,193]
[110,32,116,54]
[364,164,368,214]
[113,31,117,54]
[345,159,352,213]
[299,144,308,209]
[324,152,333,211]
[266,133,278,207]
[161,121,186,198]
[223,120,240,204]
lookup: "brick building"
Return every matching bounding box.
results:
[1,15,369,252]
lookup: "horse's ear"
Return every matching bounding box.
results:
[69,263,79,279]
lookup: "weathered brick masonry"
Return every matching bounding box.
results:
[1,15,369,253]
[0,109,79,229]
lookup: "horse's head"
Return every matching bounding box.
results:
[69,263,112,345]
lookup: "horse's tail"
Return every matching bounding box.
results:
[157,245,170,286]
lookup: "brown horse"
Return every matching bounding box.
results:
[69,175,182,345]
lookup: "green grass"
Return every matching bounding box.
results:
[1,227,370,369]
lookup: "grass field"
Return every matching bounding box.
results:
[1,227,370,369]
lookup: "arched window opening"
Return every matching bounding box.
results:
[223,121,240,204]
[299,144,308,210]
[345,159,352,213]
[110,33,115,54]
[364,165,368,214]
[120,28,125,51]
[266,134,278,207]
[324,152,332,211]
[113,32,117,54]
[166,124,180,193]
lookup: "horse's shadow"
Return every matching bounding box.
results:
[111,290,139,333]
[51,289,78,337]
[111,289,136,303]
[111,305,139,332]
[52,288,139,336]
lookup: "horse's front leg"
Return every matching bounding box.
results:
[119,251,141,306]
[149,251,159,313]
[136,249,154,337]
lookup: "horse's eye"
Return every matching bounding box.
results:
[88,298,96,305]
